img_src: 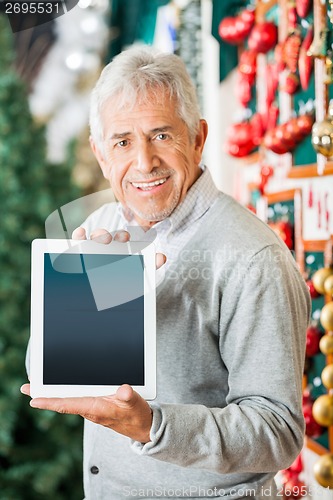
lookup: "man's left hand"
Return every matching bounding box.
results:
[20,383,152,443]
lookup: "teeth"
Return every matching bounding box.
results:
[132,178,167,189]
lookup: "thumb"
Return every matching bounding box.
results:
[115,384,137,408]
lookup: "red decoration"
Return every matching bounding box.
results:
[306,325,321,356]
[296,0,313,18]
[299,26,314,90]
[306,279,320,299]
[259,164,274,194]
[303,398,324,438]
[236,74,252,107]
[248,21,278,54]
[238,49,257,83]
[268,220,293,249]
[283,31,302,73]
[218,8,255,45]
[282,72,300,95]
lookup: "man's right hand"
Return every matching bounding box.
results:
[72,227,166,269]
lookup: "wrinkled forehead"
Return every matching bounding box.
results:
[102,84,177,116]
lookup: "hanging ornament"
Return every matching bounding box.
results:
[306,278,320,298]
[238,49,257,84]
[283,31,302,73]
[248,21,278,54]
[281,72,300,95]
[320,334,333,355]
[314,454,333,489]
[312,394,333,427]
[307,27,329,58]
[296,0,313,19]
[320,302,333,331]
[299,25,314,90]
[324,274,333,296]
[312,101,333,158]
[322,364,333,389]
[218,8,255,45]
[312,267,333,294]
[306,324,322,356]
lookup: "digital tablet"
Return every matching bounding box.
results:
[30,238,156,400]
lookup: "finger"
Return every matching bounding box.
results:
[113,230,130,243]
[156,253,167,270]
[90,229,113,244]
[29,396,97,416]
[72,227,87,240]
[20,384,31,396]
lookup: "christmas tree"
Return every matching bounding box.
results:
[0,14,83,500]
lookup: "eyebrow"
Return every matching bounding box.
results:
[109,126,173,141]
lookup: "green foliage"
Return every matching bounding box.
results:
[0,14,83,500]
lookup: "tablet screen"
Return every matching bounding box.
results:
[43,252,144,386]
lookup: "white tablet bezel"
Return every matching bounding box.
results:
[30,238,156,400]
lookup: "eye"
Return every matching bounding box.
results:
[155,133,169,141]
[116,139,129,148]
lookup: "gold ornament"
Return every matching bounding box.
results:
[314,453,333,489]
[312,267,333,295]
[321,302,333,332]
[320,334,333,355]
[312,101,333,158]
[322,365,333,389]
[324,275,333,297]
[313,394,333,427]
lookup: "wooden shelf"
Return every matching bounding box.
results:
[287,163,333,178]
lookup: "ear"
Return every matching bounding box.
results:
[89,136,109,179]
[193,119,208,165]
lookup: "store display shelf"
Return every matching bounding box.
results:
[287,163,333,178]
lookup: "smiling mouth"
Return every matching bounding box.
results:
[131,177,168,191]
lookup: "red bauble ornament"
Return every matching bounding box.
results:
[303,403,324,438]
[248,21,278,53]
[306,325,321,356]
[297,114,314,136]
[306,279,320,299]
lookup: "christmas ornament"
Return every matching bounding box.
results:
[322,364,333,389]
[296,0,312,19]
[312,267,333,295]
[314,454,333,489]
[312,101,333,158]
[283,31,302,73]
[320,334,333,355]
[312,394,333,427]
[303,396,324,438]
[238,49,257,83]
[248,21,278,54]
[324,275,333,297]
[299,26,314,90]
[297,113,314,135]
[281,72,300,95]
[306,325,321,357]
[218,8,255,45]
[268,220,293,248]
[306,279,320,299]
[320,302,333,331]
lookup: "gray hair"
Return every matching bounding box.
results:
[89,45,201,150]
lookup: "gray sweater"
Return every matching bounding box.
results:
[81,190,310,499]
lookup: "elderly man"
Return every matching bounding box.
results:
[22,46,310,499]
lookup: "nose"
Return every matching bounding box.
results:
[135,140,160,173]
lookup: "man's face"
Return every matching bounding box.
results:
[90,89,207,228]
